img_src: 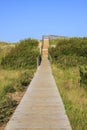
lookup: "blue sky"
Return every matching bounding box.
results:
[0,0,87,42]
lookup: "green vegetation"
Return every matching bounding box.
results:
[49,37,87,130]
[0,42,15,64]
[80,66,87,90]
[0,39,39,125]
[49,38,58,45]
[49,38,87,67]
[0,97,17,124]
[1,39,39,69]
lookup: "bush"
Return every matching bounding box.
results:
[49,37,87,68]
[0,97,17,123]
[1,38,39,69]
[19,70,33,86]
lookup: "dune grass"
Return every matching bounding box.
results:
[0,69,19,96]
[52,64,87,130]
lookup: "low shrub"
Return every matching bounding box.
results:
[0,97,17,123]
[49,37,87,68]
[1,38,39,69]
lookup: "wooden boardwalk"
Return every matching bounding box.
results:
[5,38,72,130]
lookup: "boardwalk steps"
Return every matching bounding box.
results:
[5,38,72,130]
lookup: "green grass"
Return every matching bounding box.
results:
[52,64,87,130]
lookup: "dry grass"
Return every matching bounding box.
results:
[0,69,20,94]
[0,69,19,83]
